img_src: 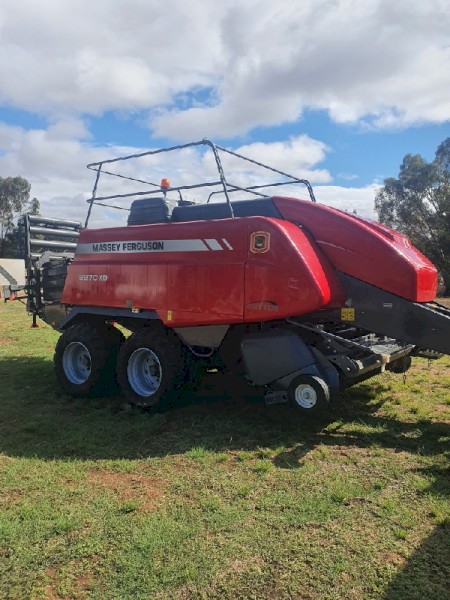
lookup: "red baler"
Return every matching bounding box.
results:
[20,140,450,414]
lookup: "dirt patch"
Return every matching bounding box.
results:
[87,470,165,512]
[44,564,93,600]
[0,490,23,505]
[414,360,448,378]
[73,572,93,597]
[430,404,450,416]
[436,297,450,308]
[44,567,59,600]
[0,337,17,348]
[379,551,407,567]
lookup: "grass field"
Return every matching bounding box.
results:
[0,301,449,599]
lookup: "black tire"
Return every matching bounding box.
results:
[54,322,124,397]
[42,265,68,278]
[42,263,67,302]
[42,276,66,289]
[44,289,63,302]
[288,375,330,415]
[43,279,66,302]
[117,326,185,409]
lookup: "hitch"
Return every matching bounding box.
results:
[337,274,450,356]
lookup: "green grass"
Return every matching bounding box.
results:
[0,301,449,599]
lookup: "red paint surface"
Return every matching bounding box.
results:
[63,216,341,325]
[62,196,438,325]
[273,197,437,302]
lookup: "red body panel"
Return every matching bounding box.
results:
[273,197,437,302]
[243,219,344,321]
[62,196,438,326]
[62,217,340,326]
[63,220,245,325]
[62,216,340,326]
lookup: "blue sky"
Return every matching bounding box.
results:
[0,0,449,225]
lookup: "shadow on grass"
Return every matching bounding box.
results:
[0,356,334,461]
[1,355,448,598]
[382,522,450,600]
[0,356,448,466]
[273,381,449,469]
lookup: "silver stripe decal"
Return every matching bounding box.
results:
[204,238,224,251]
[222,238,233,250]
[76,239,210,254]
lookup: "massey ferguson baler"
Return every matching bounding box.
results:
[20,139,450,414]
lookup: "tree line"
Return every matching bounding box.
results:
[1,138,449,293]
[375,137,450,295]
[0,176,39,257]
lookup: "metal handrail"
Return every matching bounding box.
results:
[85,138,316,227]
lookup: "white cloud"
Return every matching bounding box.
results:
[0,122,378,229]
[149,0,450,138]
[315,184,380,218]
[0,119,113,226]
[0,0,225,114]
[0,0,448,137]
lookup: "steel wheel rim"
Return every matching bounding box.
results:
[127,347,162,397]
[294,383,317,409]
[63,342,92,384]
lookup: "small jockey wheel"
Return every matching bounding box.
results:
[288,375,330,415]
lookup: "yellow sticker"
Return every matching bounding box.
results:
[167,310,173,321]
[341,307,355,321]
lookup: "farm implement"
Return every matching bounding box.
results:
[15,139,450,414]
